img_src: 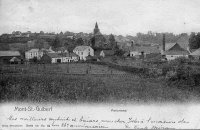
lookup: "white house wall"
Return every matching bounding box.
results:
[51,56,78,63]
[73,47,94,61]
[25,51,43,60]
[166,55,188,60]
[130,51,140,57]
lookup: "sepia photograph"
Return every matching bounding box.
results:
[0,0,200,129]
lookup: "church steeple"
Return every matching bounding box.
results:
[94,22,100,35]
[95,22,98,29]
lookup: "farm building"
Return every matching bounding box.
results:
[73,46,94,61]
[0,51,22,64]
[163,43,189,60]
[100,50,115,57]
[130,46,160,59]
[41,53,79,63]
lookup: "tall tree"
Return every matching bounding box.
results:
[109,34,116,49]
[196,32,200,48]
[52,35,61,48]
[189,32,199,49]
[90,37,95,48]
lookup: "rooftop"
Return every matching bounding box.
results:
[101,50,115,56]
[73,46,92,51]
[190,48,200,55]
[130,46,160,54]
[46,52,78,58]
[0,51,20,57]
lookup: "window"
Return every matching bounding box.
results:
[81,52,83,55]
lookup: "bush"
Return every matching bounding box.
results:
[167,65,200,91]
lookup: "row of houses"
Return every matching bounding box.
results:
[128,42,190,61]
[0,45,115,64]
[1,34,200,64]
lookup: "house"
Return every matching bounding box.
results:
[25,49,43,60]
[160,34,190,60]
[0,51,21,64]
[66,36,74,39]
[100,50,115,57]
[163,43,189,60]
[41,53,79,63]
[130,46,160,59]
[189,48,200,60]
[73,46,94,60]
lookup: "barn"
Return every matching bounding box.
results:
[0,51,21,64]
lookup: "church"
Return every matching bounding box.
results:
[90,22,106,48]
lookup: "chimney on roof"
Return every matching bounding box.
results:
[163,33,165,51]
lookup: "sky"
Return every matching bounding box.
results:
[0,0,200,36]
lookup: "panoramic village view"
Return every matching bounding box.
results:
[1,0,200,104]
[1,22,200,103]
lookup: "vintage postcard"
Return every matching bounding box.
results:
[0,0,200,129]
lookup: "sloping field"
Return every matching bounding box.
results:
[0,73,199,103]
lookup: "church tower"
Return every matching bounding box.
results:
[93,22,101,35]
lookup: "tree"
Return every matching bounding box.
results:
[90,37,95,48]
[40,31,44,34]
[189,32,199,49]
[67,44,76,53]
[196,32,200,48]
[115,49,125,56]
[75,38,84,46]
[35,39,45,49]
[109,34,116,49]
[52,35,62,48]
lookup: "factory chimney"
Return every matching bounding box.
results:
[163,33,165,51]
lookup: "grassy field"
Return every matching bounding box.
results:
[0,63,200,103]
[0,63,127,74]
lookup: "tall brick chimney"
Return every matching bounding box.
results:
[163,33,165,51]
